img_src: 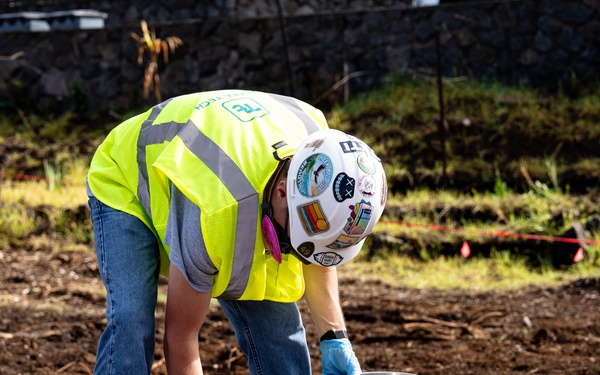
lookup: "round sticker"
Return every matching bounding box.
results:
[296,153,334,197]
[358,175,376,197]
[357,153,376,175]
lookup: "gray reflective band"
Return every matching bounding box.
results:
[178,121,258,299]
[137,99,174,220]
[269,93,321,134]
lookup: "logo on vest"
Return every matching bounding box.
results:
[223,98,269,122]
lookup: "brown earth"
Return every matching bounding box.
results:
[1,237,599,375]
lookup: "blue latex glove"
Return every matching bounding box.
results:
[320,338,362,375]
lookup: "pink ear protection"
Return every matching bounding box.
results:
[261,215,282,263]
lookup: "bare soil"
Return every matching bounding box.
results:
[1,238,599,375]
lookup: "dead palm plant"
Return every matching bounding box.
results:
[131,20,183,103]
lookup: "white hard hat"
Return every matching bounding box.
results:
[287,129,387,266]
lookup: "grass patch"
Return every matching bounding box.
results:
[343,248,600,291]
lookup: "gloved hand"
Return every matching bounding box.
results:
[320,338,362,375]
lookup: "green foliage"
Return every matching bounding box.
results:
[331,77,600,195]
[0,202,38,239]
[43,158,63,191]
[493,167,510,198]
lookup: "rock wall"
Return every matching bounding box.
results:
[0,0,599,113]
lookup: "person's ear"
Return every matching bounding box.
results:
[275,179,287,201]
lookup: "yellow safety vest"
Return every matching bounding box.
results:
[87,90,329,301]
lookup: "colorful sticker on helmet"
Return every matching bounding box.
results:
[296,153,333,197]
[296,242,315,258]
[327,234,361,249]
[222,98,269,122]
[314,252,343,266]
[381,174,388,207]
[339,140,365,153]
[357,153,377,175]
[297,201,330,236]
[305,138,325,150]
[344,199,373,236]
[332,173,355,202]
[358,175,376,197]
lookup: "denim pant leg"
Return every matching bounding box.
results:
[218,299,312,375]
[89,197,160,375]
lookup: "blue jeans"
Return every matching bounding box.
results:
[219,299,312,374]
[89,196,160,374]
[89,197,311,374]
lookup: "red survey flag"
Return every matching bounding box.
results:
[573,247,584,263]
[460,241,471,258]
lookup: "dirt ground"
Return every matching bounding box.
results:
[1,237,599,375]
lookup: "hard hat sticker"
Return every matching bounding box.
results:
[305,138,325,150]
[339,140,365,153]
[333,172,355,202]
[222,98,270,122]
[381,174,388,206]
[344,199,373,235]
[297,201,330,236]
[296,153,333,197]
[297,242,315,258]
[314,252,344,266]
[358,175,376,197]
[296,242,315,258]
[326,234,361,249]
[357,153,377,175]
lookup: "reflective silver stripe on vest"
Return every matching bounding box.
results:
[178,121,258,299]
[135,94,322,299]
[137,98,174,220]
[269,93,321,134]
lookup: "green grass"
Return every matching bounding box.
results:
[330,77,600,195]
[341,249,600,291]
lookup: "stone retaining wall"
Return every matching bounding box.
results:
[0,0,598,113]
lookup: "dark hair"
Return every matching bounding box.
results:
[276,158,291,183]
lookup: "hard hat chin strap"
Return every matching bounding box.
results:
[273,210,291,254]
[261,159,293,263]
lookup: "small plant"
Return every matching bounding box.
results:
[70,83,88,116]
[493,167,510,198]
[130,20,183,103]
[520,161,562,199]
[43,158,63,191]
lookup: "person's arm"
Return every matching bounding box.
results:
[303,264,346,335]
[164,263,212,375]
[303,264,361,375]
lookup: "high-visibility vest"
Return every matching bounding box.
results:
[87,90,328,301]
